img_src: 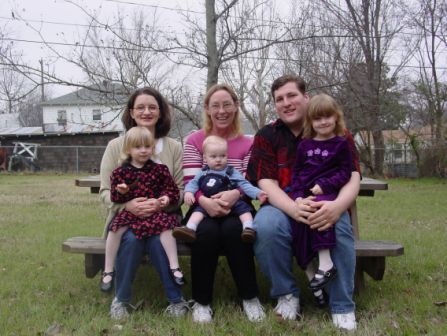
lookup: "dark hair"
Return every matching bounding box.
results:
[271,74,306,98]
[121,87,171,138]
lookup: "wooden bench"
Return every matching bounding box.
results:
[63,237,403,294]
[64,177,404,293]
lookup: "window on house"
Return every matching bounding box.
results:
[57,110,67,125]
[92,109,102,121]
[394,144,403,160]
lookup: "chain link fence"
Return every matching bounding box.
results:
[1,144,445,177]
[0,145,107,173]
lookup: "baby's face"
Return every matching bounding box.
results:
[203,143,228,170]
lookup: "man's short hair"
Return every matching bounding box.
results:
[271,74,306,98]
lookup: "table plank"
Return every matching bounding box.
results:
[75,175,388,195]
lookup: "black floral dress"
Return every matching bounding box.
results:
[109,160,180,239]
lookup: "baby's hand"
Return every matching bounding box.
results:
[257,191,268,204]
[184,192,195,206]
[117,183,129,194]
[310,184,323,195]
[158,196,170,208]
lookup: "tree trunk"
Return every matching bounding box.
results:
[206,0,218,89]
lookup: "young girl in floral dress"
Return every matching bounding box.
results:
[100,126,184,292]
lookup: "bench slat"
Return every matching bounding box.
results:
[63,237,404,257]
[62,236,193,256]
[355,240,404,257]
[63,237,404,289]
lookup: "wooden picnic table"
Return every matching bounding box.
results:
[74,175,386,238]
[69,175,403,293]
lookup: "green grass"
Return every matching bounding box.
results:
[0,174,446,335]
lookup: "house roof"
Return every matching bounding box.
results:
[0,124,122,137]
[356,126,436,145]
[41,82,128,107]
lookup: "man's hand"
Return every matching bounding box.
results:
[293,196,317,224]
[308,200,343,231]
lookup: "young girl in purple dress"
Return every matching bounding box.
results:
[290,93,354,304]
[101,126,185,291]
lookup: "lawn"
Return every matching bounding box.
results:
[0,174,446,335]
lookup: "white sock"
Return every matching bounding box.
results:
[186,222,198,231]
[313,289,323,297]
[315,249,333,279]
[242,220,253,230]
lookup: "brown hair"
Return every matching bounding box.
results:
[202,135,228,154]
[271,74,306,99]
[121,87,171,138]
[303,93,346,138]
[203,84,242,137]
[120,126,155,163]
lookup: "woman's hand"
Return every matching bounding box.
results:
[308,200,343,231]
[125,197,161,218]
[210,189,240,208]
[199,196,231,217]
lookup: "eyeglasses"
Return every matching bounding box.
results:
[133,105,159,113]
[209,102,235,112]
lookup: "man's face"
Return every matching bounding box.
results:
[273,82,309,129]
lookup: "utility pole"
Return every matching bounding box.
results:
[39,59,45,101]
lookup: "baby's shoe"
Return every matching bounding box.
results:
[173,226,196,242]
[241,228,256,243]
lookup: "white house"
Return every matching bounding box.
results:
[40,82,127,133]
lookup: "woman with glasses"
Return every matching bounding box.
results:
[99,87,188,320]
[180,84,265,323]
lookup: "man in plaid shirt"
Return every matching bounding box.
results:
[247,75,360,331]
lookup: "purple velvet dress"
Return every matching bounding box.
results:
[290,136,353,268]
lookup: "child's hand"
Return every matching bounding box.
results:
[257,191,268,204]
[184,192,195,206]
[158,196,170,208]
[117,183,129,194]
[310,184,323,195]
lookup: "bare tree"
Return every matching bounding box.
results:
[0,28,27,114]
[407,0,447,176]
[314,0,409,175]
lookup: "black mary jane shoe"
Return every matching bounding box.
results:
[170,268,186,286]
[309,266,337,290]
[312,289,328,308]
[100,271,115,293]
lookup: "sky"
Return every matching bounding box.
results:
[2,0,446,99]
[1,0,208,96]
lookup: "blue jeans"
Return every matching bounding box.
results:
[253,205,355,314]
[115,230,183,304]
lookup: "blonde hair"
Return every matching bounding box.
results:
[202,135,228,154]
[120,126,155,164]
[203,84,242,137]
[303,93,346,138]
